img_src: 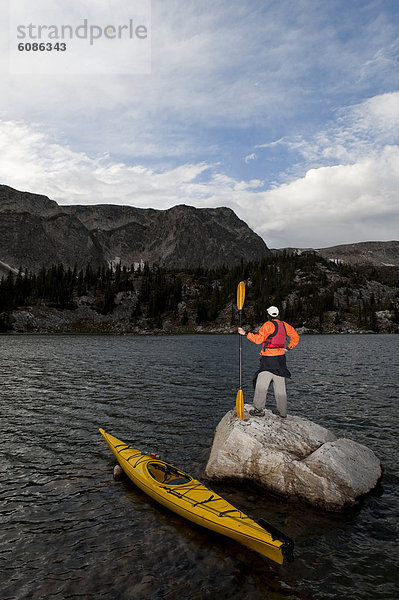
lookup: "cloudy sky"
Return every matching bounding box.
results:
[1,0,398,248]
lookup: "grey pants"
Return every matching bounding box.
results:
[253,371,287,417]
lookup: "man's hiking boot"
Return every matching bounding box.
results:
[272,409,286,418]
[249,407,265,417]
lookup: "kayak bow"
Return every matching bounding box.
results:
[99,429,294,564]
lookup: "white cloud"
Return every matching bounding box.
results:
[255,138,286,149]
[0,118,215,206]
[255,92,399,174]
[340,92,399,144]
[252,146,399,247]
[243,93,399,246]
[244,153,256,163]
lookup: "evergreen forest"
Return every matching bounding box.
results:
[0,252,398,333]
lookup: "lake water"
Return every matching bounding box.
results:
[1,334,398,600]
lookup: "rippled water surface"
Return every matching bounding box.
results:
[1,334,398,599]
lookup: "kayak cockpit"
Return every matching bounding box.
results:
[147,461,192,486]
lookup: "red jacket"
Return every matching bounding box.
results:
[247,319,300,356]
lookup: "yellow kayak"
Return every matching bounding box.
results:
[99,429,294,564]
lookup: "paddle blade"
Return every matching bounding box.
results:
[237,281,245,311]
[236,389,244,420]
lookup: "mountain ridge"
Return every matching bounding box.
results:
[0,185,269,272]
[318,241,399,267]
[1,184,397,273]
[274,241,399,268]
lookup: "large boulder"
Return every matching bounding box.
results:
[204,406,382,510]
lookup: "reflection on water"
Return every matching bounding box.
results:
[0,334,398,599]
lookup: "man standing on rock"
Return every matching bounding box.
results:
[238,306,299,418]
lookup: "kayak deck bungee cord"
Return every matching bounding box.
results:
[99,429,294,564]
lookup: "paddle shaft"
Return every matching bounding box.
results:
[236,281,245,419]
[236,281,245,391]
[238,308,243,390]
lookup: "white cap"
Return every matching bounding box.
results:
[267,305,279,317]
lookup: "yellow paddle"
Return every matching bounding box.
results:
[236,281,245,419]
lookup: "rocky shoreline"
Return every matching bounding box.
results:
[4,301,397,335]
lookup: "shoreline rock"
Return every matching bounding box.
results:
[3,304,396,335]
[204,406,382,511]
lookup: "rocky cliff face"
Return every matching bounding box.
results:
[0,185,59,217]
[62,203,269,269]
[0,186,105,272]
[0,185,270,272]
